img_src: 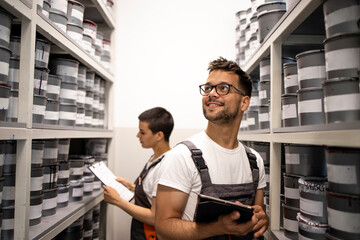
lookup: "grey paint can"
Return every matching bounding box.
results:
[284,173,300,208]
[284,144,327,177]
[257,10,286,43]
[32,94,47,124]
[247,110,259,131]
[297,87,325,126]
[58,138,70,162]
[259,80,270,105]
[326,190,360,240]
[7,89,18,122]
[251,141,269,166]
[0,46,11,83]
[85,90,94,110]
[325,147,360,195]
[59,103,77,126]
[324,33,360,79]
[49,58,79,84]
[34,67,49,96]
[44,99,60,125]
[297,213,328,240]
[35,38,51,68]
[0,83,11,121]
[281,93,298,127]
[323,77,360,124]
[76,107,85,127]
[85,109,92,127]
[256,2,286,15]
[66,23,83,45]
[77,86,86,108]
[299,177,328,224]
[8,57,20,90]
[57,183,70,208]
[60,81,78,105]
[67,0,85,26]
[258,105,270,130]
[323,0,360,38]
[0,9,13,48]
[283,62,298,94]
[43,139,59,166]
[296,49,326,89]
[9,36,21,59]
[1,206,15,239]
[69,156,85,180]
[69,178,84,202]
[30,166,44,196]
[42,0,51,18]
[58,161,70,185]
[3,141,16,175]
[46,74,61,101]
[84,175,94,195]
[83,156,95,176]
[82,33,93,53]
[86,71,95,91]
[29,194,43,226]
[2,173,15,207]
[42,163,59,190]
[49,11,68,32]
[31,140,45,167]
[42,188,58,216]
[77,65,86,88]
[283,203,299,240]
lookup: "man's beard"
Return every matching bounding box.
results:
[203,104,239,124]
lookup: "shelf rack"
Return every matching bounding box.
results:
[237,0,360,238]
[0,0,116,239]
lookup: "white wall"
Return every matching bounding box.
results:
[108,1,251,239]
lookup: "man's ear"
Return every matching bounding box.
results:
[240,95,250,112]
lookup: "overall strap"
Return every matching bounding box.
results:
[241,143,260,189]
[180,141,212,188]
[139,155,164,181]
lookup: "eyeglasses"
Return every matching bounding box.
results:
[199,83,245,96]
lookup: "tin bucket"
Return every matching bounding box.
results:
[49,0,68,15]
[323,33,360,79]
[297,87,325,126]
[323,77,360,124]
[46,74,61,101]
[67,23,83,45]
[60,81,78,105]
[283,62,298,94]
[257,10,286,43]
[58,138,70,162]
[284,173,300,208]
[57,183,70,208]
[30,166,44,196]
[77,65,86,88]
[259,80,270,105]
[35,38,51,68]
[34,67,49,96]
[44,99,60,125]
[283,203,299,240]
[67,0,85,26]
[43,163,59,190]
[0,46,11,83]
[281,93,298,127]
[83,19,97,41]
[77,87,86,108]
[297,213,328,240]
[57,161,70,185]
[31,140,45,167]
[49,58,79,84]
[82,33,93,53]
[9,36,21,58]
[76,107,85,127]
[296,49,326,89]
[30,194,43,226]
[8,57,20,90]
[32,94,47,124]
[0,83,11,121]
[252,141,269,166]
[323,0,360,38]
[42,188,58,216]
[256,1,286,15]
[325,146,360,195]
[43,139,59,165]
[49,11,68,32]
[247,110,259,131]
[0,9,13,48]
[59,103,77,126]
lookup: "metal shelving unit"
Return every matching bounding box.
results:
[0,0,115,239]
[237,0,360,238]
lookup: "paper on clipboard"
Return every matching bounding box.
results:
[89,161,134,202]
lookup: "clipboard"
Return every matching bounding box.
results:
[89,161,134,202]
[194,194,254,223]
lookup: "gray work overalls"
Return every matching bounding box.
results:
[181,141,260,240]
[130,156,163,240]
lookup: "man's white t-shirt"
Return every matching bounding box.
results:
[157,131,267,221]
[142,154,165,204]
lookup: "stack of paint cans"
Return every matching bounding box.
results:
[1,141,16,238]
[85,139,108,189]
[322,0,360,125]
[85,70,94,127]
[82,19,97,57]
[49,58,79,127]
[7,33,21,122]
[30,140,45,227]
[0,8,14,122]
[76,65,86,127]
[283,144,327,239]
[101,38,111,69]
[66,0,85,46]
[33,37,51,124]
[42,139,59,217]
[57,139,71,208]
[48,0,68,32]
[69,155,85,202]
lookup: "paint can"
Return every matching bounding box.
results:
[251,141,269,166]
[247,110,259,131]
[259,80,270,105]
[77,65,86,88]
[30,194,43,226]
[256,1,286,15]
[3,141,16,175]
[69,155,85,180]
[58,138,70,161]
[42,188,58,216]
[281,93,298,127]
[59,103,77,126]
[34,67,49,96]
[284,173,300,208]
[257,10,286,43]
[30,166,44,196]
[283,62,298,94]
[283,203,299,240]
[77,86,86,108]
[57,161,70,185]
[85,90,93,110]
[7,89,18,122]
[84,175,94,195]
[42,163,59,190]
[297,213,328,240]
[32,94,47,124]
[2,173,15,207]
[44,99,60,125]
[43,139,59,165]
[297,87,325,126]
[31,140,45,167]
[69,178,84,202]
[49,58,79,84]
[67,0,84,26]
[249,90,260,111]
[9,36,21,58]
[82,33,93,53]
[57,183,69,208]
[49,0,68,15]
[66,23,83,45]
[1,206,15,239]
[0,46,11,84]
[83,19,97,41]
[0,8,13,48]
[85,71,95,91]
[35,38,51,68]
[8,57,20,90]
[46,74,61,101]
[76,107,85,127]
[85,109,92,127]
[42,0,51,17]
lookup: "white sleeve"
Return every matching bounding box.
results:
[156,145,198,195]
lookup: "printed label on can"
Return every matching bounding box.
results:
[298,66,325,80]
[31,176,44,191]
[285,187,300,199]
[282,104,297,119]
[45,110,59,120]
[247,117,255,126]
[285,153,300,165]
[284,218,298,232]
[325,7,359,29]
[260,65,270,77]
[71,8,84,20]
[30,204,42,219]
[326,48,360,71]
[58,169,70,178]
[59,111,77,120]
[328,208,360,233]
[284,74,298,88]
[324,94,360,112]
[31,149,44,164]
[84,182,93,192]
[58,65,78,78]
[327,163,357,184]
[43,197,57,209]
[1,218,14,230]
[259,112,269,122]
[34,78,48,91]
[298,99,322,113]
[47,85,60,94]
[32,104,46,115]
[58,144,70,154]
[60,88,77,100]
[0,25,11,43]
[67,30,82,41]
[300,198,323,217]
[250,96,259,107]
[72,187,84,197]
[35,48,49,62]
[0,61,10,75]
[57,191,69,203]
[44,148,58,159]
[71,167,84,175]
[8,68,20,83]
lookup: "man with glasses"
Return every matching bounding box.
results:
[155,57,268,239]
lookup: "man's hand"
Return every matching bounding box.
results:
[251,205,269,238]
[216,210,258,236]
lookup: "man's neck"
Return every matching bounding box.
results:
[205,122,240,149]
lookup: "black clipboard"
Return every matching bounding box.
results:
[194,194,254,223]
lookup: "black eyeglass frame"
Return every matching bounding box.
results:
[199,83,246,96]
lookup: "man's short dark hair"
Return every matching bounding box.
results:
[208,57,252,98]
[138,107,174,142]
